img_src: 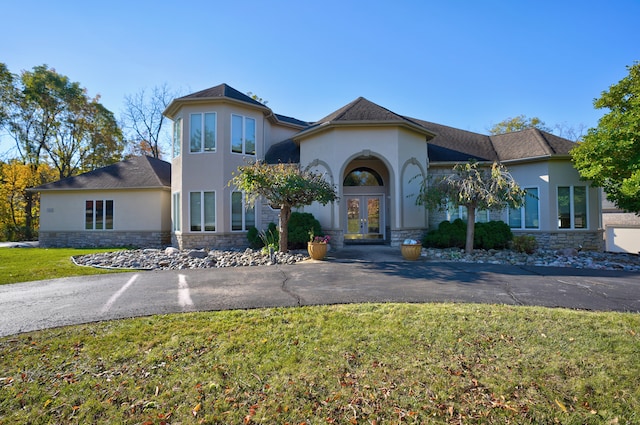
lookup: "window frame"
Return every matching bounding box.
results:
[172,192,181,232]
[172,117,181,158]
[189,112,217,153]
[85,199,114,230]
[508,187,540,230]
[446,202,490,223]
[557,185,588,230]
[188,191,216,232]
[230,114,256,156]
[231,191,256,231]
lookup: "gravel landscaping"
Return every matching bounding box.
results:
[71,246,640,272]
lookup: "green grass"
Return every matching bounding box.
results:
[1,303,638,424]
[0,248,127,285]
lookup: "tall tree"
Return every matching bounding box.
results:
[489,115,550,135]
[1,64,124,236]
[572,62,640,214]
[229,161,337,252]
[416,161,525,254]
[121,84,176,158]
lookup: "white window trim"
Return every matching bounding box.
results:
[508,186,540,230]
[172,117,181,158]
[85,199,114,231]
[557,185,589,230]
[189,112,217,154]
[230,114,256,156]
[188,191,216,232]
[172,192,181,232]
[230,191,256,232]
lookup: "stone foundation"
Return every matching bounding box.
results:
[39,231,171,248]
[323,229,344,250]
[173,232,249,250]
[513,230,604,252]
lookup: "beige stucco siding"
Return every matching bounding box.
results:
[39,189,171,232]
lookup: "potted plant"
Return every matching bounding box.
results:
[401,239,422,261]
[307,231,330,260]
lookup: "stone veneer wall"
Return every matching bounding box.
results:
[323,229,344,250]
[39,231,171,248]
[390,229,425,247]
[513,230,604,252]
[173,233,249,250]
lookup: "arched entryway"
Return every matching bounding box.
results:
[343,158,390,243]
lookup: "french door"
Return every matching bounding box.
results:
[345,195,384,240]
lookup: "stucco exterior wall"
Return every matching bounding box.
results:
[39,189,170,232]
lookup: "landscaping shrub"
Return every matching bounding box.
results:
[422,219,466,248]
[247,223,279,250]
[288,212,322,249]
[474,220,513,250]
[423,219,512,250]
[246,226,262,249]
[512,234,538,254]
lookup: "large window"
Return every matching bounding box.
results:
[231,114,256,155]
[190,113,216,153]
[558,186,587,229]
[85,200,113,230]
[172,118,181,158]
[509,188,539,229]
[190,191,216,232]
[231,191,255,231]
[172,192,181,232]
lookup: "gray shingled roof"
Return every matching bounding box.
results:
[177,83,265,107]
[265,139,300,164]
[32,156,171,191]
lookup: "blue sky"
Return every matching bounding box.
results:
[1,0,639,155]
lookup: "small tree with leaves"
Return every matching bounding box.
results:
[229,161,337,252]
[417,161,525,254]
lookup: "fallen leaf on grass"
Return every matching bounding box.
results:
[192,402,201,417]
[555,399,567,413]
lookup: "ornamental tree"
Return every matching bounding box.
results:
[571,62,640,214]
[228,161,337,252]
[416,161,525,254]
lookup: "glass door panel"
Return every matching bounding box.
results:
[345,195,384,240]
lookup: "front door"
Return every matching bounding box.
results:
[345,195,384,240]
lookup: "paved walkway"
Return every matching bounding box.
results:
[1,244,639,337]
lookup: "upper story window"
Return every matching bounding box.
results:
[172,118,181,158]
[509,187,539,229]
[231,114,256,155]
[190,113,216,153]
[558,186,587,229]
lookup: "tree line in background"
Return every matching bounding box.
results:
[0,63,175,240]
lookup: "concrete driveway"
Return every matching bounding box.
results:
[1,246,639,337]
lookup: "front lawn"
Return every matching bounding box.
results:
[0,248,127,285]
[1,303,638,424]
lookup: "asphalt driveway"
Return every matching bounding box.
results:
[1,247,639,337]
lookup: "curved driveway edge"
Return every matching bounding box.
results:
[1,258,639,337]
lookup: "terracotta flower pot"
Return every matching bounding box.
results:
[307,242,328,260]
[401,244,422,261]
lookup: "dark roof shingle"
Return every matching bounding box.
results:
[33,156,171,191]
[177,83,266,107]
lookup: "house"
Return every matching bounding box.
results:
[32,155,172,248]
[162,83,603,252]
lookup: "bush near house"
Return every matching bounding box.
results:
[288,212,322,249]
[512,234,538,254]
[423,219,513,250]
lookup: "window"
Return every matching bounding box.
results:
[172,118,181,158]
[344,167,383,186]
[446,202,490,223]
[231,191,255,231]
[172,192,181,232]
[189,191,216,232]
[190,113,216,153]
[85,200,113,230]
[231,114,256,155]
[558,186,587,229]
[509,188,539,229]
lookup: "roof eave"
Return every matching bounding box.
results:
[163,96,272,118]
[293,120,436,142]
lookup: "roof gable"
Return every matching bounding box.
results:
[33,156,171,191]
[489,128,575,161]
[164,83,269,117]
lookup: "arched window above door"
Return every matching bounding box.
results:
[343,167,383,186]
